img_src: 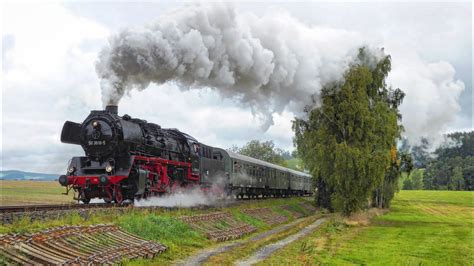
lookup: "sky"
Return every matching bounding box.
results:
[1,1,472,174]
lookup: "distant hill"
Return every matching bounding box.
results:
[0,170,59,181]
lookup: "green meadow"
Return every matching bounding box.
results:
[261,190,473,265]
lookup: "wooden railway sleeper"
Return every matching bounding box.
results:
[27,241,78,261]
[16,243,63,265]
[17,242,69,264]
[48,239,91,258]
[0,246,37,265]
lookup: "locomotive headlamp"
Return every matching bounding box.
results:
[92,121,101,129]
[105,164,113,173]
[68,166,76,174]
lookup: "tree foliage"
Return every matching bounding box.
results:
[293,47,406,216]
[421,131,473,191]
[403,169,424,190]
[229,140,287,166]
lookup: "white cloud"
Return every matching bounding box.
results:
[2,3,109,172]
[388,51,465,144]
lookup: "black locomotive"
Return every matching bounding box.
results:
[60,105,312,203]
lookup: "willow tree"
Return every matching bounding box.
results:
[293,48,405,216]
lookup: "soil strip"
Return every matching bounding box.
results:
[235,217,327,266]
[177,217,316,266]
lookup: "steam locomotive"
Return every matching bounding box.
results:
[59,105,312,203]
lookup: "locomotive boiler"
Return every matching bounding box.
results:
[59,106,312,203]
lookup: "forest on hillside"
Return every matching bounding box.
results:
[402,131,474,191]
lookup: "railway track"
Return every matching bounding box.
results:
[0,195,310,214]
[0,196,313,225]
[0,203,127,214]
[0,203,134,225]
[0,200,231,224]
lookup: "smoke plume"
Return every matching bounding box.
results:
[96,3,366,129]
[96,3,465,141]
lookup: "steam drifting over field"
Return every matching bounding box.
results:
[96,3,464,142]
[134,188,225,207]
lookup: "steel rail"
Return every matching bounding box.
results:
[0,194,312,214]
[0,203,128,214]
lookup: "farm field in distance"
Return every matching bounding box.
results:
[0,180,75,206]
[261,190,474,265]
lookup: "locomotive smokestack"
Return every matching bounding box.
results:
[105,105,118,115]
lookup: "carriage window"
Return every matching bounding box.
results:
[233,161,238,173]
[213,151,223,160]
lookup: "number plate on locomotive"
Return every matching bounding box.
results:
[88,140,106,146]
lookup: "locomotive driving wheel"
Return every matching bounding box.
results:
[113,186,123,204]
[78,189,90,204]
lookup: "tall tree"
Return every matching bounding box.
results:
[449,166,465,190]
[293,47,405,216]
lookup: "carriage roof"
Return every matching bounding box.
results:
[225,150,311,178]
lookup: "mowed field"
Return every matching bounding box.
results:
[261,190,474,265]
[0,180,75,206]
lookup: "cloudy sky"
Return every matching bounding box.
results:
[1,1,472,174]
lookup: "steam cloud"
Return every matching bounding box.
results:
[96,3,465,141]
[134,188,217,207]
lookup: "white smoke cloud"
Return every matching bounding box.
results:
[96,3,366,129]
[96,3,465,144]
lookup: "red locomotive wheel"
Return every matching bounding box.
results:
[114,188,123,204]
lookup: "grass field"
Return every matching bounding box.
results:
[261,190,474,265]
[0,180,75,206]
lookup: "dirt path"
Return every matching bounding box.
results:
[177,217,316,266]
[235,217,327,266]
